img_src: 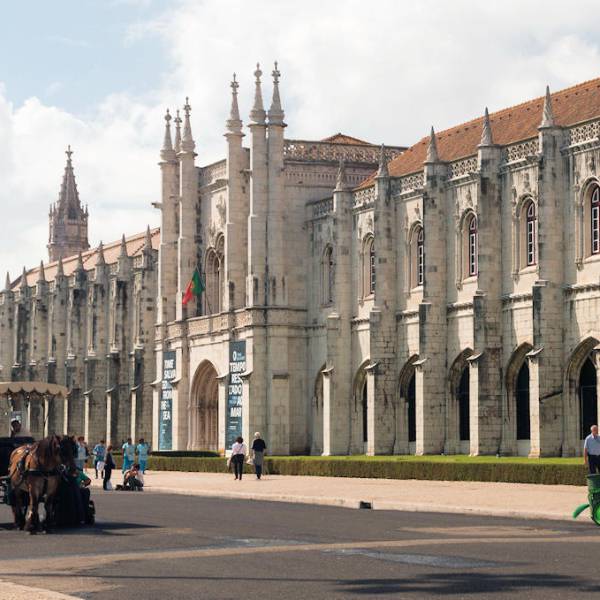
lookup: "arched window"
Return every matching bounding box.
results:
[410,225,424,288]
[525,201,537,266]
[204,236,224,315]
[321,245,334,305]
[467,215,478,276]
[591,187,600,255]
[363,236,375,297]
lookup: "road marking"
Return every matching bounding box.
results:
[0,533,598,575]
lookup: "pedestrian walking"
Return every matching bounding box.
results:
[122,437,135,473]
[103,445,116,491]
[136,438,149,473]
[584,425,600,474]
[93,440,106,479]
[230,436,247,481]
[251,432,267,480]
[75,436,87,471]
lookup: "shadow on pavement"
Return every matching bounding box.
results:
[337,573,600,595]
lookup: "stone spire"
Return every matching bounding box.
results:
[21,266,28,287]
[249,63,266,124]
[335,158,350,191]
[268,61,285,124]
[174,110,182,153]
[119,234,128,257]
[181,97,195,152]
[144,225,153,249]
[425,126,439,163]
[376,144,389,178]
[226,73,243,134]
[96,241,105,266]
[540,85,555,128]
[38,261,46,282]
[48,145,89,262]
[480,107,494,146]
[161,109,175,160]
[75,250,84,271]
[4,272,10,291]
[57,256,64,278]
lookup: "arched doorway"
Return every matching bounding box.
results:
[407,373,416,445]
[190,361,219,451]
[515,361,531,454]
[352,362,370,454]
[458,367,470,451]
[579,357,597,440]
[398,357,418,454]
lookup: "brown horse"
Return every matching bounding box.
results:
[9,435,76,533]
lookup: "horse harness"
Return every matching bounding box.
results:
[14,444,62,496]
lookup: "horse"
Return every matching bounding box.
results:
[8,435,76,533]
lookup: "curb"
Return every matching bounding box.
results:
[141,485,575,522]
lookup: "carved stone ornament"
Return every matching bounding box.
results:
[589,154,596,174]
[216,199,226,225]
[366,215,374,233]
[414,205,421,220]
[524,172,530,190]
[466,188,473,208]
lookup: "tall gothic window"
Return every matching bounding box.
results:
[526,201,537,266]
[205,235,224,314]
[410,225,424,288]
[468,215,478,276]
[362,236,375,297]
[592,186,600,255]
[321,245,334,304]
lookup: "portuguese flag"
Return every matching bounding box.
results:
[182,268,205,306]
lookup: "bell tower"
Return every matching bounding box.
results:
[48,146,89,262]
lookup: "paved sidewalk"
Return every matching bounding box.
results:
[91,470,591,522]
[0,579,80,600]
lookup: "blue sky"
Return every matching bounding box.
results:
[1,0,600,278]
[1,1,167,115]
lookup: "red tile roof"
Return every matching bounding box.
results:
[13,228,160,289]
[364,77,600,185]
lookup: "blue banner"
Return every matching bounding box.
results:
[226,341,246,449]
[159,350,176,450]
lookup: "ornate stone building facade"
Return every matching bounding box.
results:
[0,149,158,443]
[5,68,600,458]
[156,70,600,457]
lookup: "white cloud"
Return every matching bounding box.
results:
[2,0,600,278]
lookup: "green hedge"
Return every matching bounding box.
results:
[143,455,588,486]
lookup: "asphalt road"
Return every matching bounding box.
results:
[0,490,599,599]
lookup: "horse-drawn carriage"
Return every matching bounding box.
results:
[0,382,95,532]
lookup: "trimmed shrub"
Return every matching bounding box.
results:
[144,455,588,486]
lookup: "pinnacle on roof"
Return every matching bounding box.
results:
[334,158,350,192]
[540,85,555,128]
[96,241,106,266]
[144,225,152,250]
[479,107,494,146]
[119,234,128,257]
[21,266,28,286]
[38,261,46,282]
[76,251,84,271]
[268,61,285,125]
[4,271,10,291]
[425,126,439,163]
[376,144,389,178]
[250,63,266,125]
[161,109,175,161]
[226,73,243,135]
[56,145,83,218]
[57,256,64,277]
[181,97,195,153]
[174,109,182,153]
